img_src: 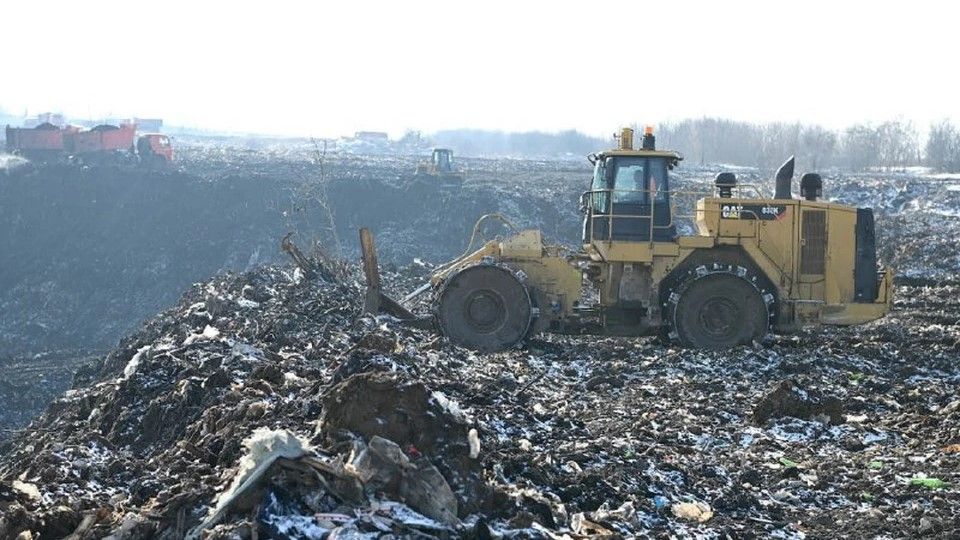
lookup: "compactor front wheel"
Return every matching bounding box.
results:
[667,268,772,349]
[436,265,534,352]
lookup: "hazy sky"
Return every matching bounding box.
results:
[3,1,957,137]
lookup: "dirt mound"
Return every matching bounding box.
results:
[321,371,471,456]
[753,379,844,425]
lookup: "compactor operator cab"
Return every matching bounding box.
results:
[432,148,454,173]
[583,127,680,243]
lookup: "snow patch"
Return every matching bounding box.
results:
[230,340,264,361]
[372,500,448,530]
[767,418,829,443]
[260,497,329,539]
[183,325,220,346]
[862,431,889,445]
[431,390,469,421]
[0,153,30,171]
[119,346,151,382]
[236,297,260,309]
[13,480,40,501]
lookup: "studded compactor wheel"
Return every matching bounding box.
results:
[436,264,534,352]
[666,264,774,349]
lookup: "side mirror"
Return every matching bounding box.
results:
[578,191,590,213]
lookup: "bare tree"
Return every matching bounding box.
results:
[285,138,342,258]
[925,120,960,172]
[876,120,918,170]
[800,125,837,170]
[840,124,881,171]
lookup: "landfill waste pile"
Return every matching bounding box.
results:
[833,173,960,280]
[0,149,583,361]
[1,247,958,538]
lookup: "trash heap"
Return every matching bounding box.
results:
[1,178,960,538]
[1,258,958,539]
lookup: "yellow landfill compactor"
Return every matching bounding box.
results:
[363,127,893,351]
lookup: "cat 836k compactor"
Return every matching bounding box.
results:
[361,126,893,351]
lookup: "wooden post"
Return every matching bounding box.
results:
[359,228,381,314]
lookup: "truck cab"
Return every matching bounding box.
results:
[137,134,173,164]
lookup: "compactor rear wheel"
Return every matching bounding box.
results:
[436,264,533,352]
[669,270,770,349]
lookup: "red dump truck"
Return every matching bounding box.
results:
[5,122,173,165]
[4,123,69,160]
[64,123,136,155]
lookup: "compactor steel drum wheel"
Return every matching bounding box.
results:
[669,271,770,349]
[436,264,533,352]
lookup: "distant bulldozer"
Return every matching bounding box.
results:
[413,148,463,188]
[363,126,893,351]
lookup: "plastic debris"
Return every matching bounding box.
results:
[671,501,714,523]
[910,477,950,489]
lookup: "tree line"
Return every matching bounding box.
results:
[653,118,926,172]
[433,118,960,173]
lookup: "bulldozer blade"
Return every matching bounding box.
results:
[358,228,425,323]
[281,232,317,280]
[359,228,381,314]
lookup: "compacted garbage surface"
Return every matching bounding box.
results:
[0,261,957,539]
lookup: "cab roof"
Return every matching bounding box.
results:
[597,149,683,160]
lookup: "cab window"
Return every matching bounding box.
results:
[612,158,646,204]
[590,161,609,213]
[592,156,671,212]
[647,158,668,203]
[611,157,669,204]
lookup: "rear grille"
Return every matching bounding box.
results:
[801,210,827,274]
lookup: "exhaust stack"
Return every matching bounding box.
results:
[774,156,795,199]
